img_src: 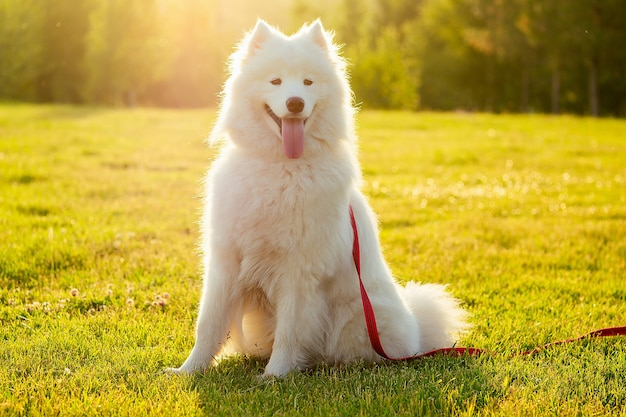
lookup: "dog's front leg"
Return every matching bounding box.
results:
[170,250,239,374]
[263,273,327,377]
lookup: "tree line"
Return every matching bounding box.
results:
[1,0,625,116]
[321,0,626,116]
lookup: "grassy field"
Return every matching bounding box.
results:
[1,104,625,416]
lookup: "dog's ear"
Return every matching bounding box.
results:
[248,20,273,54]
[307,19,330,50]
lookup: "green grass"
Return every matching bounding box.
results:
[1,104,625,416]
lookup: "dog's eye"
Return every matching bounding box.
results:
[270,78,282,85]
[303,79,313,86]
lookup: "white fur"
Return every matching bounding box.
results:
[171,20,468,377]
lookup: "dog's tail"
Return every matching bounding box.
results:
[401,282,470,352]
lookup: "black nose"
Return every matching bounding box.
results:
[286,97,305,113]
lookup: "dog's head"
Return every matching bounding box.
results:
[211,20,355,160]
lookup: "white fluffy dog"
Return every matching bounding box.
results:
[171,20,467,377]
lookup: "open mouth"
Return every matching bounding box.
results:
[265,104,310,129]
[265,104,282,129]
[264,104,310,159]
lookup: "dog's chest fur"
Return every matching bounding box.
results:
[207,147,356,289]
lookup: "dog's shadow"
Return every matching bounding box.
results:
[187,355,495,415]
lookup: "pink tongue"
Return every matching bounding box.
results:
[281,118,304,159]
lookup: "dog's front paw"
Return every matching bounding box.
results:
[164,366,192,375]
[262,366,292,378]
[263,357,298,377]
[165,359,210,375]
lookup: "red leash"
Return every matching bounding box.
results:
[348,206,626,360]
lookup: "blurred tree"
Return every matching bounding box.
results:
[525,1,567,114]
[349,26,419,110]
[0,0,42,101]
[0,0,624,114]
[146,0,225,107]
[84,0,169,106]
[37,0,95,103]
[339,0,421,109]
[572,0,626,116]
[335,0,371,46]
[418,0,485,110]
[597,0,626,116]
[374,0,422,28]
